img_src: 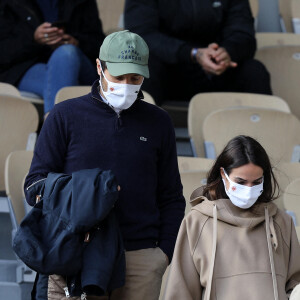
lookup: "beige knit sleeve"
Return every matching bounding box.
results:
[286,219,300,294]
[163,215,203,300]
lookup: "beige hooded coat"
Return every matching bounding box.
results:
[163,188,300,300]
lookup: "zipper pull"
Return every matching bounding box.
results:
[81,292,87,300]
[63,287,70,298]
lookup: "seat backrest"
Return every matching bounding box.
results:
[178,156,214,173]
[291,0,300,33]
[4,151,33,225]
[283,178,300,225]
[279,0,293,32]
[271,161,300,210]
[97,0,125,34]
[188,92,290,157]
[181,171,210,214]
[256,33,300,49]
[255,45,300,120]
[249,0,259,18]
[142,90,156,105]
[203,107,300,164]
[0,95,38,190]
[0,82,21,97]
[296,226,300,241]
[54,86,91,104]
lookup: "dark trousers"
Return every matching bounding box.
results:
[143,55,272,105]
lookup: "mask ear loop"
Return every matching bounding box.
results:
[99,72,106,96]
[101,69,110,84]
[222,168,231,182]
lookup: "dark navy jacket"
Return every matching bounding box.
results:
[14,168,125,298]
[25,80,185,263]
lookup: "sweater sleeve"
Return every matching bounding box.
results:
[163,217,202,300]
[124,0,193,64]
[156,114,185,262]
[219,0,256,63]
[24,106,68,205]
[286,219,300,293]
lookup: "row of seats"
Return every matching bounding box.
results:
[3,151,300,300]
[95,0,300,34]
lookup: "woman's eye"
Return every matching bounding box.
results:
[253,181,262,185]
[236,181,246,185]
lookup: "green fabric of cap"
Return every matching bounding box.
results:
[99,30,149,78]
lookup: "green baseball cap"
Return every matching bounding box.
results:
[99,30,149,78]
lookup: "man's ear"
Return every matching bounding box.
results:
[96,58,101,76]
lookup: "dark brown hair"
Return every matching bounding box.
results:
[202,135,279,202]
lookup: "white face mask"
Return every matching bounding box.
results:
[99,70,143,111]
[222,169,264,209]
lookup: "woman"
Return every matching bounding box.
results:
[164,135,300,300]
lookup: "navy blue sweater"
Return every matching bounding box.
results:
[25,81,185,261]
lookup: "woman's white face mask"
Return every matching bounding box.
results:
[99,70,143,111]
[222,168,264,209]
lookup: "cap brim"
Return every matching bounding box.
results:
[106,62,149,78]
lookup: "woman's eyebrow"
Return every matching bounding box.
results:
[234,177,246,180]
[234,176,263,181]
[253,176,264,182]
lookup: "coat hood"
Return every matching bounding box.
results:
[190,186,278,228]
[189,186,281,300]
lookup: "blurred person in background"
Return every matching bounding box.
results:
[125,0,272,105]
[0,0,105,117]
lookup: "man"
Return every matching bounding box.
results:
[125,0,272,105]
[25,30,185,299]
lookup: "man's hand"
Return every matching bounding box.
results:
[194,43,237,75]
[34,22,64,46]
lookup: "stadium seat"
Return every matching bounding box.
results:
[97,0,125,34]
[256,32,300,49]
[141,90,156,105]
[279,0,293,32]
[0,95,38,192]
[188,92,290,157]
[0,150,35,300]
[283,178,300,225]
[255,45,300,120]
[54,86,91,104]
[178,156,214,173]
[5,151,33,226]
[291,0,300,33]
[249,0,259,18]
[55,86,155,105]
[202,107,300,164]
[0,82,43,105]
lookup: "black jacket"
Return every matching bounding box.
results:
[125,0,256,64]
[0,0,105,85]
[14,168,125,298]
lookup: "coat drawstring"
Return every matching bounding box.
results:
[205,204,217,300]
[265,206,279,300]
